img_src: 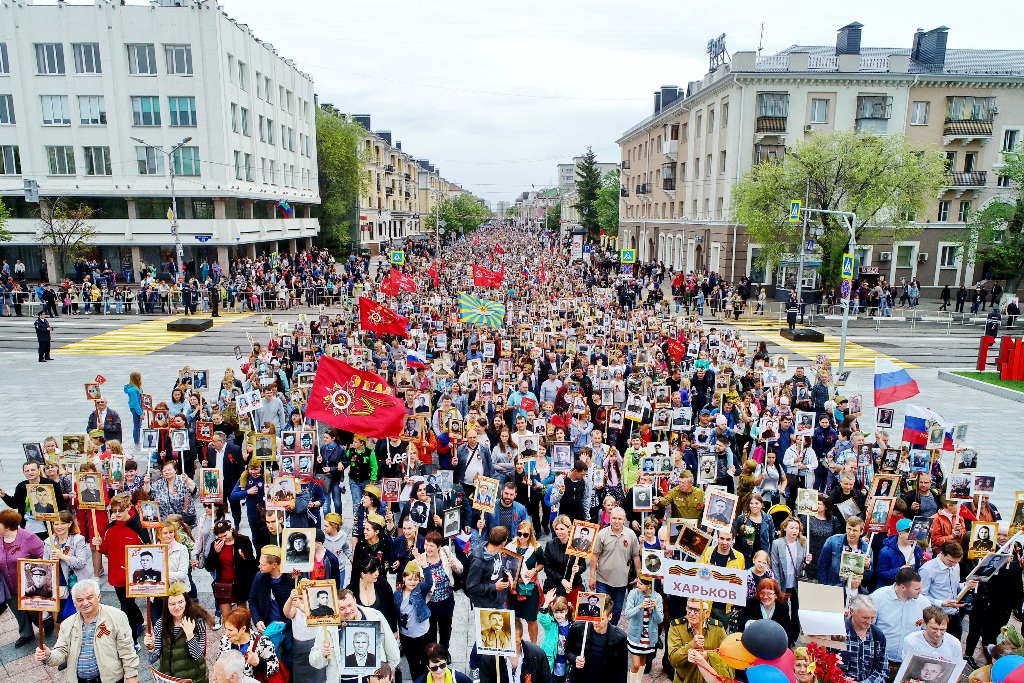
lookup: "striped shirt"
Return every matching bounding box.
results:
[76,618,101,680]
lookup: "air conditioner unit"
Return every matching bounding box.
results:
[880,252,892,261]
[804,124,813,133]
[918,252,929,263]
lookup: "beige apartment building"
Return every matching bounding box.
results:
[617,23,1024,297]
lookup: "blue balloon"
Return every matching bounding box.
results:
[747,665,789,683]
[993,655,1024,683]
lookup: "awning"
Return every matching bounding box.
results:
[778,259,822,267]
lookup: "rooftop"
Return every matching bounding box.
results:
[760,45,1024,76]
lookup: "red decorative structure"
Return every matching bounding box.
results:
[978,335,997,370]
[996,336,1024,381]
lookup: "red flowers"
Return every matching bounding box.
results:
[806,642,850,683]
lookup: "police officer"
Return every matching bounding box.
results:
[209,279,220,317]
[985,307,1001,338]
[786,292,800,331]
[34,310,53,362]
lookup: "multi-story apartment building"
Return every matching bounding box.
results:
[0,0,319,280]
[354,117,422,253]
[556,157,619,193]
[617,23,1024,296]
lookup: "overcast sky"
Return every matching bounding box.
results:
[225,0,1014,203]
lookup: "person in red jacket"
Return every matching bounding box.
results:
[95,493,144,639]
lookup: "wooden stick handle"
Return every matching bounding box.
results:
[39,612,45,649]
[146,597,152,635]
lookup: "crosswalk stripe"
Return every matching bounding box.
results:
[53,314,250,356]
[726,320,917,369]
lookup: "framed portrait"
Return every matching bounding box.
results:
[633,484,655,512]
[875,408,895,430]
[283,528,316,572]
[702,489,738,532]
[280,431,301,456]
[409,500,431,528]
[641,548,664,578]
[442,508,461,538]
[296,453,315,478]
[592,467,605,487]
[279,454,298,477]
[18,559,59,612]
[836,497,862,521]
[926,425,946,451]
[191,370,210,392]
[865,497,894,533]
[126,544,169,598]
[794,411,815,438]
[909,450,930,473]
[108,455,126,491]
[953,422,969,444]
[838,550,867,579]
[76,471,106,510]
[697,453,717,485]
[472,476,499,514]
[795,488,818,517]
[268,476,297,512]
[640,456,657,475]
[140,501,162,529]
[195,422,214,443]
[381,478,402,504]
[666,518,688,545]
[968,522,999,560]
[972,472,996,495]
[26,484,59,522]
[574,593,606,623]
[868,474,900,500]
[250,433,277,462]
[946,473,973,501]
[880,448,900,473]
[672,407,693,432]
[608,409,625,430]
[475,607,517,657]
[141,394,154,412]
[339,620,383,676]
[304,579,341,626]
[567,520,600,558]
[893,653,965,683]
[910,516,934,543]
[169,429,189,452]
[22,442,44,465]
[955,447,979,472]
[498,548,523,584]
[848,394,863,417]
[62,434,87,458]
[677,523,712,559]
[141,429,161,453]
[84,382,102,401]
[1010,501,1024,534]
[550,442,573,472]
[967,552,1012,582]
[198,468,222,504]
[402,415,424,442]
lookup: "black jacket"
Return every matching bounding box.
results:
[88,408,123,443]
[480,642,552,683]
[1,477,69,527]
[205,533,259,604]
[543,537,586,594]
[738,599,795,643]
[565,621,628,683]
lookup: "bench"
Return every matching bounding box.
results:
[874,316,907,331]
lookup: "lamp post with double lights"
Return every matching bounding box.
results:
[131,136,192,280]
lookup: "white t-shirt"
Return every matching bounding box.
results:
[463,445,484,485]
[902,630,964,663]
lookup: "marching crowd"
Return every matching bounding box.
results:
[1,224,1020,683]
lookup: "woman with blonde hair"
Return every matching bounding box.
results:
[506,519,545,642]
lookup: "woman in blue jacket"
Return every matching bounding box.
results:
[395,559,435,680]
[124,372,144,451]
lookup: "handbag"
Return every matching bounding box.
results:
[214,582,234,600]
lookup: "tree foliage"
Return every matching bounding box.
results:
[544,201,561,231]
[958,143,1024,294]
[573,147,603,242]
[36,199,98,277]
[316,105,368,255]
[731,130,946,285]
[0,198,11,243]
[425,193,490,239]
[595,169,620,237]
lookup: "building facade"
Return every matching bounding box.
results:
[617,23,1024,295]
[0,0,319,280]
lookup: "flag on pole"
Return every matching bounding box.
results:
[389,268,417,293]
[473,265,504,288]
[406,349,427,369]
[873,358,920,405]
[378,277,399,297]
[494,243,505,255]
[428,261,439,288]
[902,404,954,450]
[304,357,407,439]
[458,292,506,328]
[358,297,408,337]
[667,338,686,362]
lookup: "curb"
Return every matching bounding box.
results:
[937,370,1024,403]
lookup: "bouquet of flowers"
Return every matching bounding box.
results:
[805,642,851,683]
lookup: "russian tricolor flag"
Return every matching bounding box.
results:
[874,358,920,405]
[406,349,427,369]
[902,404,955,450]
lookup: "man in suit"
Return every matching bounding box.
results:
[87,399,123,443]
[345,630,377,668]
[576,595,602,619]
[207,430,245,527]
[571,526,594,553]
[31,486,55,516]
[80,476,103,504]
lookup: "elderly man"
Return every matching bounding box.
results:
[35,578,140,683]
[588,506,641,624]
[870,567,931,677]
[667,598,732,683]
[838,595,887,683]
[212,650,259,683]
[87,397,123,444]
[659,472,705,520]
[310,588,400,683]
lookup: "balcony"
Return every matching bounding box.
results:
[943,119,994,146]
[620,186,629,197]
[941,170,987,199]
[662,139,679,160]
[385,187,394,196]
[384,164,396,173]
[621,159,631,170]
[635,183,650,195]
[404,173,411,180]
[404,191,412,199]
[756,116,787,135]
[663,178,676,192]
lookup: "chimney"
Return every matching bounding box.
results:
[911,26,949,72]
[660,86,681,110]
[376,130,392,146]
[653,91,663,114]
[353,115,371,131]
[836,22,864,56]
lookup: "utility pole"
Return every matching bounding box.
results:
[131,136,192,280]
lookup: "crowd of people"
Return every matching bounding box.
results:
[1,223,1021,683]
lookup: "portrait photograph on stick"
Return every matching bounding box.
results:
[126,545,169,598]
[340,620,382,676]
[474,607,517,656]
[18,558,59,612]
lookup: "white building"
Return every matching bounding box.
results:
[0,0,319,280]
[556,157,618,193]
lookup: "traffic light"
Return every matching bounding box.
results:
[23,178,39,203]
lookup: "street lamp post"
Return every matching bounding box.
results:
[131,136,192,280]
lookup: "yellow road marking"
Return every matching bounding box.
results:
[53,314,250,356]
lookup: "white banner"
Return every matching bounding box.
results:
[662,559,749,606]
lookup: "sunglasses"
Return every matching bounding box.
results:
[517,532,531,538]
[428,663,448,672]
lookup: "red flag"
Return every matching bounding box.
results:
[378,277,399,296]
[540,260,546,283]
[473,264,504,288]
[958,504,978,522]
[428,261,439,288]
[494,243,505,255]
[389,268,417,293]
[667,338,686,362]
[359,297,408,337]
[94,374,107,385]
[473,235,481,246]
[305,357,407,439]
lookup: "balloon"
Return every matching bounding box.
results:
[997,658,1024,683]
[747,665,789,683]
[1005,668,1024,683]
[741,620,789,660]
[718,632,757,670]
[754,650,797,683]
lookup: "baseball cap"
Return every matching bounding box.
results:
[699,409,712,416]
[896,518,913,532]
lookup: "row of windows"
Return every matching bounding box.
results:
[0,144,202,177]
[232,150,313,189]
[228,53,312,123]
[937,200,972,223]
[20,42,193,76]
[0,93,197,127]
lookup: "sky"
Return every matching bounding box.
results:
[217,0,1016,203]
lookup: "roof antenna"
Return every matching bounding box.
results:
[757,22,765,55]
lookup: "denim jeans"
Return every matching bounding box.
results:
[327,479,346,518]
[350,480,367,523]
[132,412,143,446]
[595,581,628,625]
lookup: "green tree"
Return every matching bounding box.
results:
[958,143,1024,294]
[316,105,368,255]
[573,147,603,242]
[544,201,561,231]
[731,130,946,285]
[0,197,11,243]
[36,199,98,277]
[425,193,490,239]
[595,169,620,238]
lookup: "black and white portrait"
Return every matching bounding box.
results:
[126,545,169,597]
[340,621,382,676]
[409,500,430,528]
[283,528,315,572]
[703,490,737,530]
[18,559,58,612]
[303,580,340,626]
[442,508,461,538]
[633,485,654,511]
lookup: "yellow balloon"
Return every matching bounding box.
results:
[718,632,757,670]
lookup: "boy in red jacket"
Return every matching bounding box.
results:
[95,493,144,639]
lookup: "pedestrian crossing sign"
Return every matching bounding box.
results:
[390,250,405,265]
[841,253,854,280]
[789,200,802,223]
[620,249,636,264]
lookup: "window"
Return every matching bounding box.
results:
[964,152,977,173]
[958,200,972,222]
[136,146,165,175]
[241,107,250,136]
[258,115,265,141]
[856,95,892,133]
[810,98,828,123]
[230,103,238,132]
[0,43,8,74]
[895,245,914,268]
[696,114,702,136]
[706,154,712,176]
[910,101,929,125]
[46,146,75,175]
[269,160,276,184]
[261,157,268,183]
[72,44,101,74]
[264,77,272,102]
[83,146,111,176]
[234,150,242,179]
[937,200,950,222]
[227,55,235,84]
[286,90,293,113]
[127,44,157,75]
[244,153,253,181]
[131,96,161,126]
[172,146,200,176]
[944,151,956,171]
[679,161,685,180]
[35,44,65,74]
[722,103,729,127]
[1004,129,1020,152]
[693,157,700,178]
[939,245,958,268]
[945,96,996,121]
[707,109,715,133]
[256,72,262,99]
[164,45,192,75]
[168,97,196,127]
[41,95,71,125]
[719,150,726,173]
[757,93,789,117]
[279,85,285,105]
[0,145,20,174]
[267,118,274,145]
[238,61,247,91]
[281,124,286,147]
[0,94,14,124]
[78,96,106,125]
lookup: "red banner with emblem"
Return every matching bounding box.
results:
[359,297,408,337]
[667,338,686,362]
[378,276,400,297]
[428,261,439,288]
[473,264,504,288]
[305,357,407,439]
[389,268,417,293]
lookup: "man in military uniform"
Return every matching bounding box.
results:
[309,590,335,618]
[132,550,163,584]
[34,310,53,363]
